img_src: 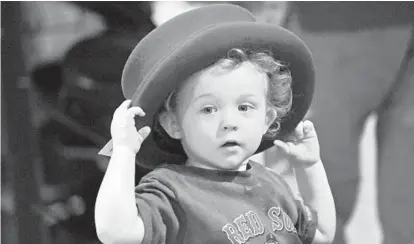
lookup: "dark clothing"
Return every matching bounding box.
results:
[135,161,317,244]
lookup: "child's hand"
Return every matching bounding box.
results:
[110,100,151,154]
[273,120,321,168]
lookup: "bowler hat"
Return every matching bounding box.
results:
[100,4,315,169]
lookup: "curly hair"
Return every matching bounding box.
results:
[162,48,293,139]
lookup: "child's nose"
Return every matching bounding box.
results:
[223,124,238,131]
[221,110,239,131]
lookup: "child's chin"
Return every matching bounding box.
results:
[220,157,248,170]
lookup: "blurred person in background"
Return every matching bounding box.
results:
[282,2,414,244]
[8,2,156,244]
[64,2,155,87]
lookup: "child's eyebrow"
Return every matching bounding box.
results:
[192,93,215,103]
[239,94,259,99]
[192,93,261,103]
[236,94,262,102]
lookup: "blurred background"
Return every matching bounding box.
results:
[2,2,413,244]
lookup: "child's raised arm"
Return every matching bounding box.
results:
[95,100,151,244]
[294,160,336,244]
[273,120,336,243]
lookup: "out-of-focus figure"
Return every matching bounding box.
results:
[282,2,414,244]
[7,2,156,244]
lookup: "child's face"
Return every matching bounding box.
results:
[163,62,277,171]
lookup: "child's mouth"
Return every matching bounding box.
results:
[221,141,241,148]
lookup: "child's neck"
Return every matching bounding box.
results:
[185,158,249,171]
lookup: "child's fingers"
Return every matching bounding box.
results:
[303,120,313,132]
[138,126,151,141]
[118,100,132,110]
[303,120,317,138]
[273,140,290,155]
[128,107,146,117]
[291,121,304,141]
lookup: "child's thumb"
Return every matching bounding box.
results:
[273,140,290,155]
[138,126,151,141]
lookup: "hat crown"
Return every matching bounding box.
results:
[121,4,256,98]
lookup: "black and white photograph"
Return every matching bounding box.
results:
[2,2,414,244]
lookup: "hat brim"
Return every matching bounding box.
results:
[112,22,314,169]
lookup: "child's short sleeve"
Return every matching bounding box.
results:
[294,198,318,244]
[135,176,180,244]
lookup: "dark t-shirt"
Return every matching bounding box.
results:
[135,161,317,244]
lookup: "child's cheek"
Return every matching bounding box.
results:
[247,110,267,128]
[244,109,263,120]
[192,114,218,132]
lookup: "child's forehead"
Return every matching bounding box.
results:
[180,61,267,95]
[182,62,267,91]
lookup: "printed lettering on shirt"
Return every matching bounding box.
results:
[282,211,296,233]
[245,211,264,235]
[234,214,255,241]
[222,223,246,244]
[267,206,284,231]
[222,207,297,244]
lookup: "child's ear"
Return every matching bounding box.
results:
[159,111,182,139]
[264,107,277,134]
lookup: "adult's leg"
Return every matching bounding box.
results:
[376,25,414,244]
[284,16,411,243]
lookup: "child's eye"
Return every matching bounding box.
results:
[238,104,254,112]
[201,106,217,114]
